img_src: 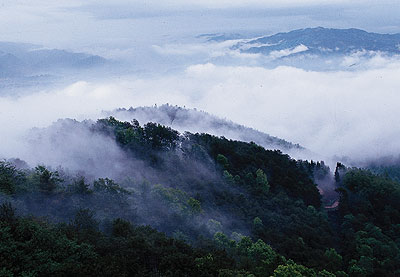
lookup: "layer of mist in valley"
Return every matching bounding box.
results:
[3,3,400,276]
[0,1,400,226]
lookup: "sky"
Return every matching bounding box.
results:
[0,0,399,51]
[0,0,400,167]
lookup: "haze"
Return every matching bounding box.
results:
[0,0,400,168]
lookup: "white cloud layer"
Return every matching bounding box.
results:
[269,44,309,59]
[0,1,399,174]
[1,57,400,166]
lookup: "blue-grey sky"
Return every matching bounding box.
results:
[0,0,399,51]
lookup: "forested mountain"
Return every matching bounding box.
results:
[106,104,302,152]
[1,117,399,276]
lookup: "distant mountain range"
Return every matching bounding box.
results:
[0,42,109,93]
[0,42,107,78]
[104,104,303,153]
[197,33,248,42]
[234,27,400,57]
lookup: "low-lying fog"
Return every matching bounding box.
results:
[1,0,400,171]
[1,51,400,169]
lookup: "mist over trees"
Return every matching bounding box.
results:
[105,104,302,152]
[0,117,399,276]
[1,0,400,275]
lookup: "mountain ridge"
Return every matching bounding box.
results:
[0,41,108,78]
[235,27,400,56]
[104,104,304,153]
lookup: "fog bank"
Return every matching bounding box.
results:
[0,57,399,167]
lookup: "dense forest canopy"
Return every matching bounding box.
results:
[1,117,399,276]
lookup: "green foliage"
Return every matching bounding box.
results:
[70,177,91,194]
[272,260,316,277]
[33,165,62,193]
[93,178,129,195]
[231,232,245,242]
[223,170,235,184]
[214,232,235,249]
[247,239,281,275]
[96,116,179,152]
[217,154,229,170]
[0,268,14,277]
[211,233,285,276]
[0,161,24,195]
[207,219,223,234]
[0,216,98,276]
[1,118,400,276]
[194,133,321,207]
[253,217,264,235]
[71,208,99,232]
[253,217,263,227]
[142,122,180,150]
[317,269,336,277]
[255,168,269,194]
[337,168,400,276]
[112,218,133,238]
[195,253,215,274]
[187,197,203,215]
[323,248,343,273]
[218,269,255,276]
[152,184,202,216]
[0,202,16,224]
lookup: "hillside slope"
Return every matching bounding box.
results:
[105,104,303,153]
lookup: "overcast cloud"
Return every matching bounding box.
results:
[0,0,399,51]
